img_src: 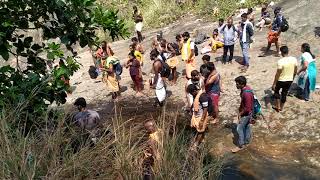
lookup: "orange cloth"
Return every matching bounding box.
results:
[103,72,119,92]
[267,31,279,43]
[191,90,208,132]
[167,56,179,69]
[186,57,196,79]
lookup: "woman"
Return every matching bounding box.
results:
[256,4,271,31]
[101,56,120,100]
[96,41,114,68]
[297,43,317,101]
[126,51,143,96]
[205,62,222,124]
[201,29,224,54]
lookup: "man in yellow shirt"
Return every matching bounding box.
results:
[181,32,196,79]
[272,46,297,111]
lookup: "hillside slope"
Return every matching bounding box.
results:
[65,0,320,179]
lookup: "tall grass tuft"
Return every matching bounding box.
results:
[0,103,224,179]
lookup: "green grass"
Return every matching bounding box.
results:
[0,104,224,179]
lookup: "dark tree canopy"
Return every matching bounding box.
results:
[0,0,128,128]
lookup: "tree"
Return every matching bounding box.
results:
[0,0,129,129]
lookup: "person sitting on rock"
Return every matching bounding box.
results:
[256,3,271,31]
[201,29,224,54]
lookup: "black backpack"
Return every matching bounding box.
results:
[194,44,199,56]
[113,63,123,76]
[88,66,98,79]
[160,61,171,78]
[280,17,289,32]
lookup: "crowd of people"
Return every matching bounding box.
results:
[72,3,318,176]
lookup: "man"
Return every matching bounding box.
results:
[239,13,254,70]
[202,54,211,65]
[220,18,238,64]
[187,84,210,150]
[232,76,254,153]
[151,59,166,107]
[181,32,196,79]
[185,70,205,110]
[272,46,297,112]
[262,7,283,57]
[73,97,101,131]
[73,97,101,143]
[217,18,225,33]
[133,6,143,42]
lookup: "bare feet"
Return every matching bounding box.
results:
[136,92,144,97]
[231,146,244,153]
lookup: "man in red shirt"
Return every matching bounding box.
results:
[232,76,254,153]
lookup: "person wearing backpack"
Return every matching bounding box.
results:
[260,7,284,57]
[220,18,238,64]
[181,32,196,79]
[101,55,121,101]
[232,76,254,153]
[239,13,254,71]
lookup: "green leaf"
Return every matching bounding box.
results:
[0,45,9,60]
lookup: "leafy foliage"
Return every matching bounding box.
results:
[0,0,128,130]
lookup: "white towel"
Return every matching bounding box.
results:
[156,87,166,102]
[135,22,143,32]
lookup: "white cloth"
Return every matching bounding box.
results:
[242,20,253,42]
[183,41,195,52]
[135,22,143,32]
[201,46,212,54]
[154,73,166,102]
[186,78,204,106]
[301,52,315,63]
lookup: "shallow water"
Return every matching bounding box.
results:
[211,126,320,180]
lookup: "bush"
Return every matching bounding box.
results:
[0,105,223,179]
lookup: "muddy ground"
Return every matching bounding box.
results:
[65,0,320,179]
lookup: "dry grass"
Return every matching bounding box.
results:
[0,103,224,179]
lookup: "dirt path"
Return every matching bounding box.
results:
[65,1,320,179]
